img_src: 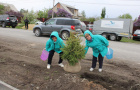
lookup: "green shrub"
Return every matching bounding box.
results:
[61,33,85,66]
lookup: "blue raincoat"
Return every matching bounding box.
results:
[45,31,65,53]
[84,30,109,57]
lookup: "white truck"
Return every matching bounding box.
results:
[93,18,133,41]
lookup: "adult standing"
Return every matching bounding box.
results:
[24,17,29,29]
[84,30,109,72]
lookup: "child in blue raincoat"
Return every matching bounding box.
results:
[84,30,109,72]
[45,31,65,69]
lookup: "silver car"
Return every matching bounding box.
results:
[33,17,82,40]
[80,21,86,33]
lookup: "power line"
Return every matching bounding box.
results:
[123,0,140,1]
[52,0,140,6]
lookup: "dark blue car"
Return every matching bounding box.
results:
[0,14,18,28]
[133,29,140,40]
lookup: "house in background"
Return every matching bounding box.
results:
[0,2,18,12]
[52,2,82,19]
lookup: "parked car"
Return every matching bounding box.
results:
[33,17,82,40]
[35,21,43,25]
[133,29,140,40]
[86,24,93,32]
[80,21,86,33]
[0,14,18,28]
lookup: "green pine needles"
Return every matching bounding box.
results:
[61,32,85,66]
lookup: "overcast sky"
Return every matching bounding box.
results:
[1,0,140,20]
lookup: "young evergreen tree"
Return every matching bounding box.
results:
[61,33,85,66]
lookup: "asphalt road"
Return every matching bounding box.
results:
[0,27,140,66]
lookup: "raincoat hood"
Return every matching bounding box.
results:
[84,30,93,38]
[50,31,60,43]
[45,31,65,53]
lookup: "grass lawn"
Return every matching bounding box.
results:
[21,24,35,30]
[120,37,140,44]
[15,23,35,30]
[16,23,24,29]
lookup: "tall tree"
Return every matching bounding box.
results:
[101,7,106,19]
[20,9,28,14]
[118,13,132,19]
[0,4,5,15]
[81,10,86,17]
[80,10,86,21]
[37,8,50,18]
[21,9,37,24]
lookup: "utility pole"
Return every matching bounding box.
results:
[52,0,55,18]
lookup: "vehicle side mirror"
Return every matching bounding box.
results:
[45,22,49,25]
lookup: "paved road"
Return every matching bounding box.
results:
[0,27,140,65]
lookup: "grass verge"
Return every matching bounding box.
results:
[15,23,24,29]
[120,37,140,44]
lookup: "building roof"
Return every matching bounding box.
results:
[57,2,82,17]
[0,2,18,12]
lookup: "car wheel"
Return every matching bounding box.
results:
[116,36,122,41]
[102,33,107,38]
[35,29,41,37]
[110,34,117,41]
[133,38,135,40]
[12,26,16,28]
[61,31,70,40]
[2,22,6,28]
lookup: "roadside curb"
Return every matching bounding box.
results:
[0,80,18,90]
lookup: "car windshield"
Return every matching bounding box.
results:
[46,19,55,25]
[9,16,17,20]
[87,25,93,27]
[80,22,86,26]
